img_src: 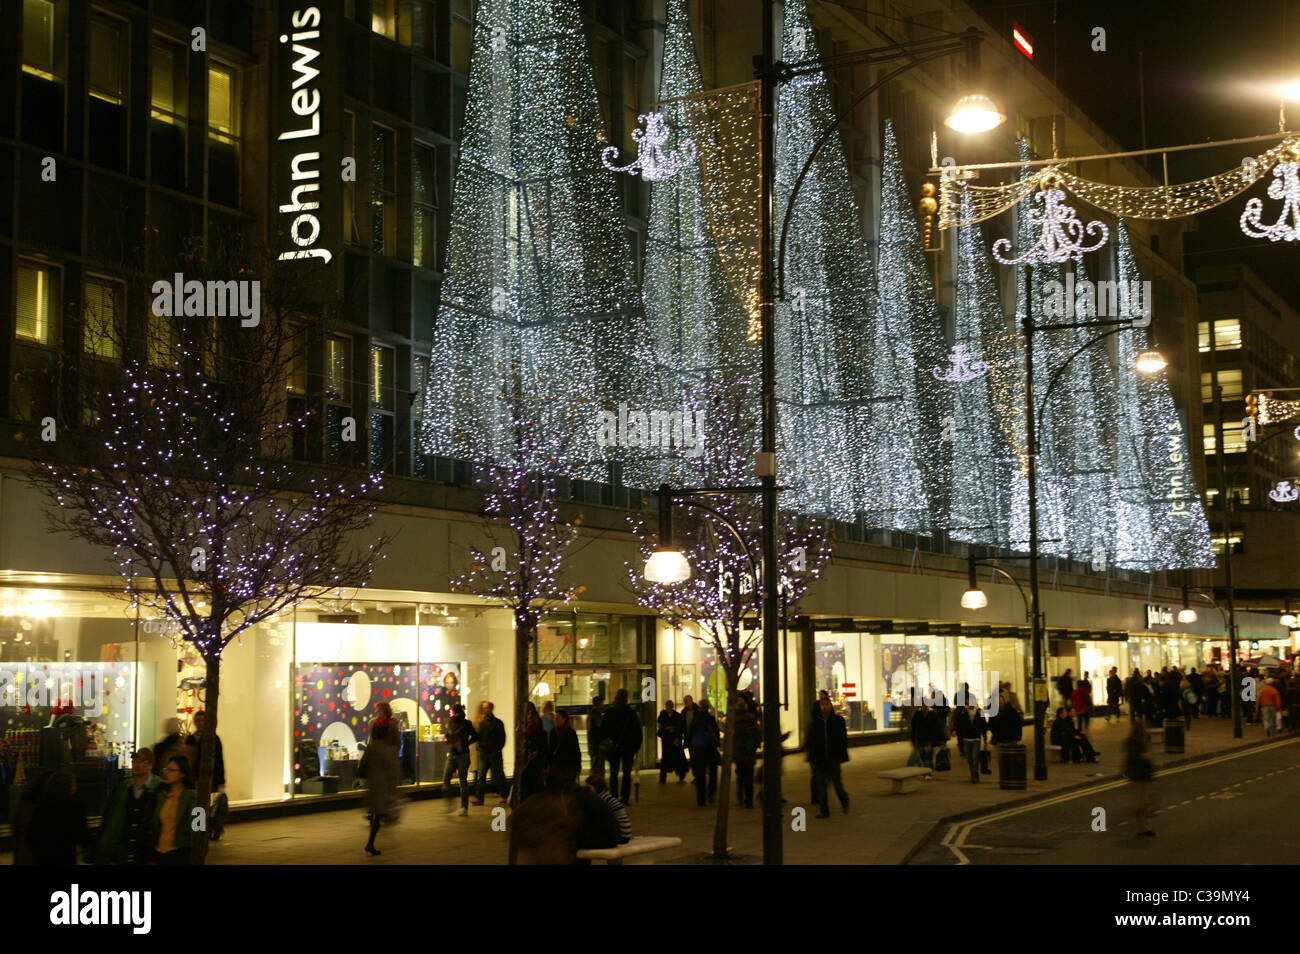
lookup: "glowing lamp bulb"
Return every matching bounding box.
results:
[961,588,989,610]
[945,94,1005,133]
[644,548,691,584]
[1177,608,1198,623]
[1135,350,1167,373]
[1281,614,1297,628]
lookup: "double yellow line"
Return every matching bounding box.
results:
[937,737,1300,864]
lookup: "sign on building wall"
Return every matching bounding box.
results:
[1145,604,1176,629]
[273,0,343,300]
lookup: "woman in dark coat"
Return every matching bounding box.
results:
[362,701,401,856]
[519,711,550,802]
[731,697,761,809]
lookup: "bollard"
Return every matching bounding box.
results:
[998,741,1027,790]
[1164,717,1185,754]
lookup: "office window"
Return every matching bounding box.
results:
[1210,534,1244,555]
[1197,319,1243,352]
[452,15,472,74]
[1200,369,1243,403]
[208,63,240,206]
[413,144,437,268]
[412,353,430,477]
[371,126,396,256]
[343,112,360,245]
[83,278,122,359]
[286,324,308,395]
[369,344,395,471]
[1203,420,1246,455]
[89,17,127,103]
[16,262,59,345]
[372,0,397,39]
[411,0,436,52]
[326,335,354,465]
[23,0,65,79]
[151,42,187,189]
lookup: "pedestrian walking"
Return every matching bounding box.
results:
[473,701,508,805]
[1055,669,1074,709]
[547,708,583,784]
[585,774,632,843]
[586,695,605,774]
[519,710,550,802]
[657,700,687,783]
[950,688,988,783]
[153,718,195,779]
[1124,719,1156,836]
[1106,668,1123,723]
[988,684,1023,746]
[807,694,850,816]
[1179,675,1197,731]
[907,701,943,768]
[22,769,90,865]
[687,698,720,807]
[1070,682,1093,732]
[541,700,556,739]
[732,696,760,809]
[185,710,227,840]
[360,701,401,855]
[1259,678,1282,737]
[442,703,477,815]
[152,755,197,864]
[599,688,642,804]
[96,748,163,865]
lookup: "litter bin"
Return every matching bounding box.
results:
[1164,717,1185,754]
[998,742,1027,790]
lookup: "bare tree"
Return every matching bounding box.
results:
[628,374,830,859]
[30,234,390,864]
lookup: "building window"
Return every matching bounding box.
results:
[411,0,436,53]
[412,353,430,477]
[593,40,612,142]
[413,144,438,268]
[22,0,65,80]
[151,41,188,189]
[1197,319,1243,352]
[369,343,394,472]
[208,63,240,206]
[452,11,472,74]
[1203,420,1246,455]
[326,335,353,465]
[1210,534,1243,555]
[371,126,396,256]
[83,278,122,359]
[16,262,59,345]
[1205,486,1251,507]
[1200,369,1243,403]
[372,0,397,39]
[343,112,360,245]
[89,17,127,104]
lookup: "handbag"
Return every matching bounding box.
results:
[934,746,951,771]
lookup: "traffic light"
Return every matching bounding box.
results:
[1245,392,1259,419]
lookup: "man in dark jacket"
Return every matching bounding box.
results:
[96,748,162,864]
[1105,668,1124,723]
[1055,669,1074,708]
[442,704,478,815]
[687,699,720,806]
[599,689,642,803]
[807,695,849,817]
[473,701,508,805]
[907,703,942,768]
[657,700,686,783]
[185,710,227,839]
[547,709,583,783]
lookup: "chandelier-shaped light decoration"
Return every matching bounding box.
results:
[931,342,990,383]
[1270,480,1300,503]
[1240,156,1300,243]
[992,182,1109,265]
[602,111,697,181]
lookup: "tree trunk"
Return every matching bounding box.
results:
[711,678,737,859]
[507,613,531,864]
[189,653,220,865]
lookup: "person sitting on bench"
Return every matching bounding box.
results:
[1050,705,1099,764]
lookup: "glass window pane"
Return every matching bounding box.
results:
[23,0,62,77]
[89,18,125,101]
[1200,369,1242,402]
[16,263,56,344]
[208,64,236,136]
[413,145,434,204]
[287,324,307,393]
[370,343,393,409]
[151,43,185,120]
[83,279,121,358]
[1215,319,1242,350]
[326,336,351,400]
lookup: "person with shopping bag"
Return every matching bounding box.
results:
[949,685,987,783]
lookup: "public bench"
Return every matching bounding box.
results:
[577,835,683,865]
[877,766,932,794]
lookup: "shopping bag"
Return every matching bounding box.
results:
[934,746,951,772]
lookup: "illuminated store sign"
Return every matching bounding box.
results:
[274,1,341,295]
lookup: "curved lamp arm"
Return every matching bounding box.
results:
[1035,322,1135,439]
[973,559,1032,624]
[661,489,762,598]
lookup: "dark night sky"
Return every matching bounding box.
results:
[968,0,1300,304]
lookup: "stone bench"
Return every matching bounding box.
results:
[577,835,683,865]
[877,766,931,794]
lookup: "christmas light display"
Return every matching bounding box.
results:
[1270,481,1300,502]
[992,184,1109,265]
[870,120,948,530]
[948,200,1028,549]
[601,111,697,181]
[1259,393,1300,424]
[932,342,991,383]
[638,0,757,490]
[420,0,663,479]
[939,136,1300,229]
[1240,157,1300,242]
[774,0,882,521]
[1110,220,1216,568]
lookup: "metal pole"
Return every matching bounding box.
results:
[758,0,783,866]
[1023,264,1048,780]
[1210,352,1242,738]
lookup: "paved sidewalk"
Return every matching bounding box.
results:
[0,715,1274,865]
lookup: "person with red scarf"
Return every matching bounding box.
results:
[362,701,400,856]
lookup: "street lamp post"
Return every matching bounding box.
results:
[1209,355,1243,738]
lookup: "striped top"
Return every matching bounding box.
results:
[597,790,632,842]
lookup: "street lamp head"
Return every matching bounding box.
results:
[1177,608,1198,624]
[644,547,691,584]
[1279,80,1300,101]
[1280,613,1297,628]
[945,94,1005,133]
[961,587,989,610]
[1135,349,1167,374]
